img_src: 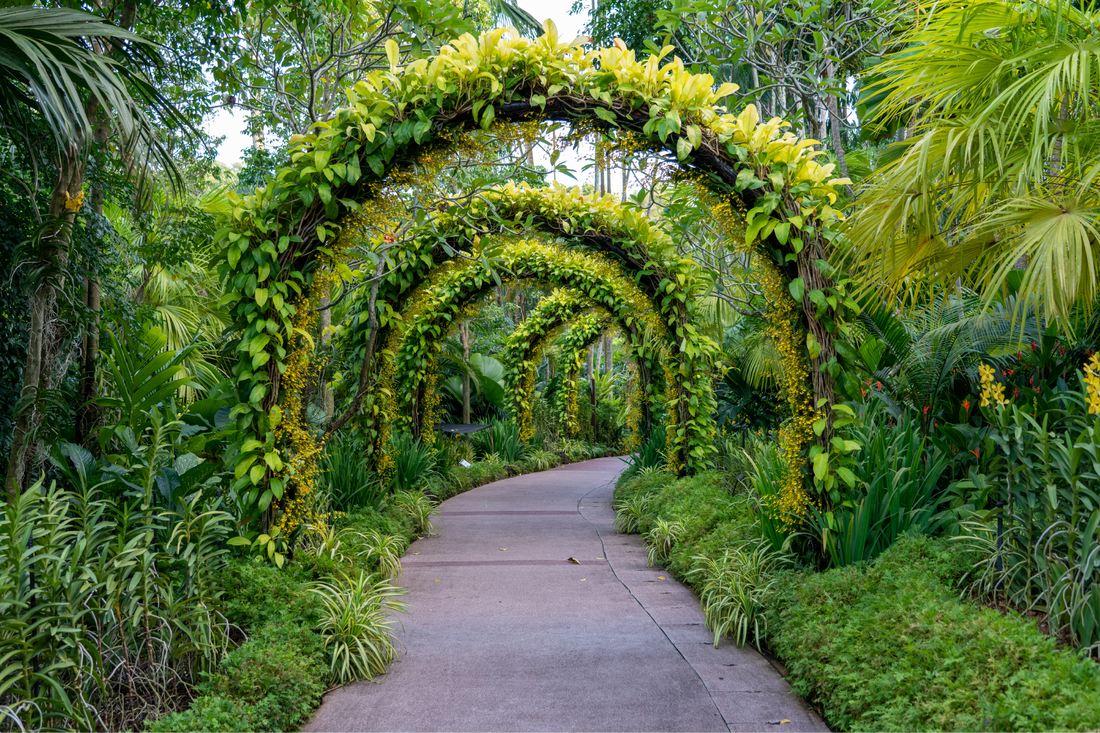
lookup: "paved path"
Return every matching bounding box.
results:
[305,457,828,732]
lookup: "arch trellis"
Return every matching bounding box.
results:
[333,182,717,473]
[218,26,855,527]
[383,240,683,461]
[500,289,661,442]
[553,312,616,439]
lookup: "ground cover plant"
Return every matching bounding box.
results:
[614,443,1100,732]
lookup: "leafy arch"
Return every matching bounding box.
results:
[383,240,685,462]
[553,312,617,439]
[336,181,715,446]
[219,25,855,525]
[499,289,659,442]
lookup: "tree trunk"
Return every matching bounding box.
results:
[825,59,851,193]
[6,144,86,495]
[586,345,594,381]
[461,321,471,424]
[603,334,612,374]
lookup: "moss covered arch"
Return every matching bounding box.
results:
[219,25,855,524]
[499,289,659,442]
[383,240,680,459]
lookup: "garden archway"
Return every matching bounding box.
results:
[381,240,678,469]
[220,26,854,525]
[499,289,657,443]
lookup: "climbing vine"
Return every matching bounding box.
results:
[554,313,616,441]
[216,24,853,524]
[384,241,675,447]
[500,288,660,442]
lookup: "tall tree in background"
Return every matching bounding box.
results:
[659,0,905,178]
[0,6,188,494]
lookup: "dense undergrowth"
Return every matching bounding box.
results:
[614,469,1100,733]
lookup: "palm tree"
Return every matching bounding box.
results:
[478,0,542,37]
[2,6,185,495]
[846,0,1100,331]
[852,290,1032,433]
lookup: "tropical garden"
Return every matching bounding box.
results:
[1,0,1099,730]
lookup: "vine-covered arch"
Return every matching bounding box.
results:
[219,25,855,526]
[553,312,616,439]
[499,289,659,442]
[335,182,717,458]
[383,240,681,459]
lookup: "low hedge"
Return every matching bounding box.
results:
[149,447,603,732]
[615,470,1100,732]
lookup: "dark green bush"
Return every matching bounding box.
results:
[206,624,325,732]
[146,696,256,733]
[767,535,1100,732]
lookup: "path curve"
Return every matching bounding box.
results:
[305,457,828,732]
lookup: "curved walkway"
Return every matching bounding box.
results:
[305,457,828,732]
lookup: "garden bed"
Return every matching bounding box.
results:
[614,470,1100,733]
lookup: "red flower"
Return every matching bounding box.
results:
[1031,342,1038,352]
[962,398,971,412]
[923,405,930,416]
[1006,368,1014,377]
[1013,387,1020,397]
[970,448,980,460]
[875,381,883,390]
[860,388,867,397]
[866,378,872,386]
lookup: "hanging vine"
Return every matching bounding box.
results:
[216,24,853,525]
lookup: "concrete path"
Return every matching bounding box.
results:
[305,457,828,732]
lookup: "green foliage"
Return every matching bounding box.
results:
[146,696,256,733]
[471,419,527,463]
[352,529,408,580]
[962,399,1100,653]
[768,535,1100,732]
[803,414,950,568]
[389,432,439,493]
[849,0,1100,326]
[646,517,685,566]
[309,571,409,686]
[320,434,384,512]
[0,477,233,732]
[613,493,652,534]
[620,426,666,481]
[203,626,325,732]
[689,542,786,650]
[391,488,438,536]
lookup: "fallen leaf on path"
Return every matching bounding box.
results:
[499,548,507,551]
[566,557,580,564]
[658,576,665,580]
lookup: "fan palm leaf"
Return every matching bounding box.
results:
[847,0,1100,329]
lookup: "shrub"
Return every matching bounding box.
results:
[204,625,325,732]
[689,541,787,650]
[390,432,438,493]
[310,571,409,685]
[768,535,1100,732]
[319,434,383,512]
[146,696,255,733]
